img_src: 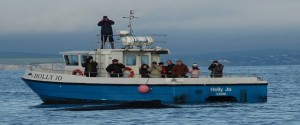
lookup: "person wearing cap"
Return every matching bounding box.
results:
[148,61,162,78]
[82,56,98,77]
[166,60,175,78]
[98,16,115,49]
[189,63,201,78]
[106,59,125,77]
[208,60,224,78]
[159,62,167,78]
[172,60,189,78]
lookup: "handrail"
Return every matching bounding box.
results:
[29,62,65,71]
[28,63,263,79]
[96,33,168,49]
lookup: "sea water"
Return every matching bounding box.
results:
[0,65,300,125]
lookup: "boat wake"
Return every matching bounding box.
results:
[59,100,179,111]
[31,101,239,111]
[36,100,180,111]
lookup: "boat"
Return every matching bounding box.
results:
[22,10,268,104]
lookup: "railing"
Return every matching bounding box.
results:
[28,63,264,80]
[96,34,167,49]
[96,34,122,49]
[29,62,69,74]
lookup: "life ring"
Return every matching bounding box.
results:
[124,67,134,78]
[72,69,83,76]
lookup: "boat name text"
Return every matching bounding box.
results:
[32,73,62,81]
[210,87,232,96]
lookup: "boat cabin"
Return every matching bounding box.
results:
[61,47,169,78]
[61,13,170,78]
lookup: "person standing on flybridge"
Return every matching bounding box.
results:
[98,16,115,49]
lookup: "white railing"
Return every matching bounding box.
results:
[29,62,69,74]
[28,63,264,80]
[96,34,167,49]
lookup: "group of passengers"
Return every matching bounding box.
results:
[139,60,203,78]
[83,56,223,78]
[141,60,223,78]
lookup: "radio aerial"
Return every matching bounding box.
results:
[122,10,138,35]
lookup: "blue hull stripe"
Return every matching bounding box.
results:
[22,78,268,104]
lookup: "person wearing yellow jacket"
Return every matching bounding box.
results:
[148,61,162,78]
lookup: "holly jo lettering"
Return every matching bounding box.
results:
[33,73,62,81]
[210,87,232,92]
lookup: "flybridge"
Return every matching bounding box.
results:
[98,10,167,50]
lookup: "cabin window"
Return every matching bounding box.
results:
[141,55,149,65]
[125,55,136,66]
[64,55,79,66]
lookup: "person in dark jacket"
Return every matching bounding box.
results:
[98,16,115,49]
[172,60,189,78]
[106,59,125,77]
[166,60,175,78]
[159,62,167,78]
[208,60,224,78]
[82,56,98,77]
[139,64,150,78]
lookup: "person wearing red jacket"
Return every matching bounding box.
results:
[159,62,167,78]
[172,60,189,78]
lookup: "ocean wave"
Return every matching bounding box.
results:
[0,63,64,71]
[0,64,28,70]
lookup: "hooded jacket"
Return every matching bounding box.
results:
[98,20,115,34]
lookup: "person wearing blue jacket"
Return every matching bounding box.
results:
[98,16,115,49]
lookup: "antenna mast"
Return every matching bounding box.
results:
[123,10,138,35]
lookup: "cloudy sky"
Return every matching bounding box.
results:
[0,0,299,55]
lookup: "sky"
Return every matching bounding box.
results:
[0,0,300,55]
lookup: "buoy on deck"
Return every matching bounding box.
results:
[138,84,150,93]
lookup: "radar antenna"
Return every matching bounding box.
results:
[123,10,138,35]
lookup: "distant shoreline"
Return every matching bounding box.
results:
[1,49,300,68]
